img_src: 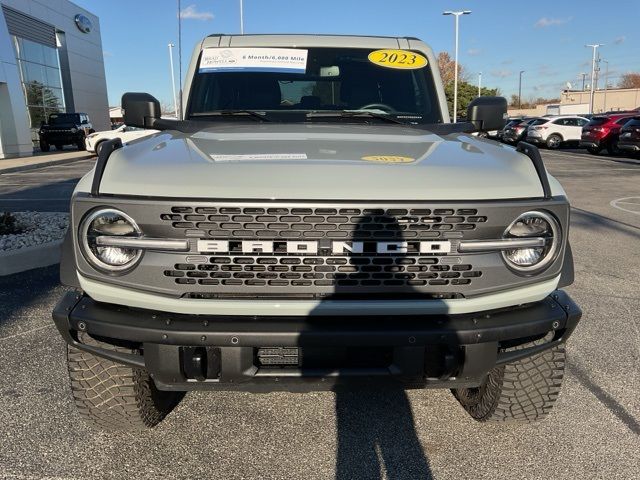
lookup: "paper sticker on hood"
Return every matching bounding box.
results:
[210,153,308,161]
[361,155,415,164]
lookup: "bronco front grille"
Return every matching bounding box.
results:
[157,203,488,297]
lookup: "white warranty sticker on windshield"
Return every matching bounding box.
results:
[199,48,308,74]
[210,153,308,161]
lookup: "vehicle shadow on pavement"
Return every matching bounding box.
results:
[567,360,640,435]
[571,207,640,239]
[0,265,61,330]
[304,215,435,478]
[335,387,433,479]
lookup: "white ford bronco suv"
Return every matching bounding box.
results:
[53,34,581,430]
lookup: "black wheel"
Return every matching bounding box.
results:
[452,339,565,423]
[76,139,86,151]
[94,140,105,157]
[587,146,600,155]
[546,134,562,149]
[39,140,50,152]
[55,144,64,151]
[67,333,183,431]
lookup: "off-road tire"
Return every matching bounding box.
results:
[67,333,183,430]
[39,140,50,152]
[76,140,86,151]
[452,340,566,422]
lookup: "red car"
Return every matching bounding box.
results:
[580,113,635,155]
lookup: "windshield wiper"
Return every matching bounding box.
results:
[191,110,271,122]
[306,110,406,124]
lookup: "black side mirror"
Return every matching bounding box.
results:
[467,96,508,132]
[122,92,161,128]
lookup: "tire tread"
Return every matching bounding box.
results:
[453,340,566,423]
[67,334,180,430]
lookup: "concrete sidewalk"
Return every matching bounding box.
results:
[0,150,94,174]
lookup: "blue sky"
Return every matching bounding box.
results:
[76,0,640,107]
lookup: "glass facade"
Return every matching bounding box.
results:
[11,36,65,143]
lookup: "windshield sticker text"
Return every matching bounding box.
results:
[199,48,308,74]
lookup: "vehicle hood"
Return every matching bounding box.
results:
[96,123,547,200]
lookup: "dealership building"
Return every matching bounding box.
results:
[0,0,109,159]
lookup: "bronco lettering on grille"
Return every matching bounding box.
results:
[196,240,451,255]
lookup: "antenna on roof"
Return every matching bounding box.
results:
[240,0,244,34]
[177,0,183,119]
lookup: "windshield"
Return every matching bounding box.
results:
[529,118,548,126]
[187,47,442,124]
[49,113,79,125]
[587,117,608,126]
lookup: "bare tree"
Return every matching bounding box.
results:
[618,73,640,89]
[437,52,467,85]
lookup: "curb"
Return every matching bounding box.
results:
[0,239,63,276]
[0,154,94,175]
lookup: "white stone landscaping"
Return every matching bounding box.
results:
[0,211,68,251]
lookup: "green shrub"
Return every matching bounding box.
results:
[0,212,22,236]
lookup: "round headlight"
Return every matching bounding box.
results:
[70,127,78,133]
[79,208,142,273]
[502,211,560,273]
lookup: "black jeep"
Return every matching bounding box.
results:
[39,113,94,152]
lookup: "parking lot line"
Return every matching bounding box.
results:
[542,150,640,165]
[0,323,54,342]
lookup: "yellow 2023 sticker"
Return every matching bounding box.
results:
[361,155,415,163]
[368,49,427,70]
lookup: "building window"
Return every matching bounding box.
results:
[12,36,65,144]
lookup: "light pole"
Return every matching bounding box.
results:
[168,43,178,118]
[602,59,609,112]
[586,44,603,114]
[518,70,524,109]
[580,72,587,91]
[478,72,482,97]
[443,10,471,122]
[240,0,244,34]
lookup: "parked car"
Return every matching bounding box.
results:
[579,114,635,155]
[38,113,94,152]
[502,117,541,144]
[525,116,589,149]
[617,116,640,156]
[497,118,521,141]
[85,125,158,155]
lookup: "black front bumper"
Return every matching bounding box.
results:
[53,291,581,392]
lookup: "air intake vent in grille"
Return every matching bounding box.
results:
[163,257,482,289]
[160,206,487,240]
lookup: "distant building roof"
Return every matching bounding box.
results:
[109,107,123,119]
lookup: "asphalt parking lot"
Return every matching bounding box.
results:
[0,149,638,479]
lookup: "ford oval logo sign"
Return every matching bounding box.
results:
[74,14,92,33]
